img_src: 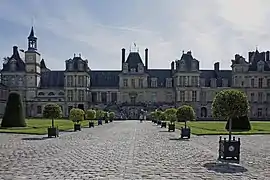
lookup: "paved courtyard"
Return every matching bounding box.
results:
[0,121,269,180]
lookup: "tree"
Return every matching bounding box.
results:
[212,89,250,141]
[159,112,166,121]
[109,112,115,120]
[69,108,85,124]
[156,110,162,120]
[176,105,196,128]
[85,109,96,122]
[1,92,26,127]
[96,110,105,120]
[43,103,62,127]
[164,108,177,124]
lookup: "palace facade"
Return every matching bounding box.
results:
[1,27,269,119]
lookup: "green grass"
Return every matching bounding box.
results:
[175,121,270,135]
[0,119,102,135]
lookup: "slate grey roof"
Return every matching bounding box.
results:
[90,70,120,87]
[65,56,89,72]
[248,50,270,71]
[1,46,25,72]
[148,69,172,87]
[125,52,144,70]
[39,71,64,89]
[200,70,232,87]
[40,59,47,69]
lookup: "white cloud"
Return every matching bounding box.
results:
[0,0,270,70]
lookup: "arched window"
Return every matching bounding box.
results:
[58,92,65,96]
[48,92,55,96]
[38,92,45,96]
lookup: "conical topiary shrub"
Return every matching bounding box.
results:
[1,92,26,127]
[225,116,251,131]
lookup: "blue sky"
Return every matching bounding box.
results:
[0,0,270,70]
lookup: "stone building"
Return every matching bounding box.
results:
[1,26,269,119]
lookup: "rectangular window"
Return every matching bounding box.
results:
[180,91,185,102]
[67,76,73,87]
[37,105,42,114]
[78,76,84,87]
[251,79,255,87]
[123,79,128,87]
[251,93,254,102]
[258,92,263,103]
[78,90,84,101]
[139,79,143,88]
[111,92,117,102]
[192,91,197,102]
[101,92,107,103]
[258,78,263,88]
[267,79,270,87]
[179,76,184,87]
[257,108,262,118]
[67,90,73,101]
[131,79,136,88]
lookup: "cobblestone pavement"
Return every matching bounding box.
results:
[0,121,269,180]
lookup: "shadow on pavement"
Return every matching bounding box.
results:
[21,137,51,141]
[169,138,190,141]
[203,162,248,174]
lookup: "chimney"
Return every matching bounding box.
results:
[248,52,254,63]
[214,62,219,71]
[145,48,148,69]
[266,51,270,61]
[13,46,18,55]
[171,61,175,70]
[122,48,125,63]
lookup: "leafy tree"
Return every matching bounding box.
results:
[164,108,177,124]
[96,110,105,120]
[212,89,249,140]
[1,92,26,127]
[159,112,166,121]
[109,112,115,120]
[69,108,85,124]
[156,110,162,120]
[43,103,62,127]
[176,105,196,128]
[85,109,96,122]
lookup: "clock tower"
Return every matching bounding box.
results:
[25,26,41,104]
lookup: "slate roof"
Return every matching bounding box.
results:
[200,70,232,87]
[248,50,270,71]
[39,71,64,89]
[125,52,144,70]
[1,46,25,72]
[90,70,120,87]
[65,56,89,72]
[147,69,172,87]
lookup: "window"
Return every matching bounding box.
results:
[151,78,157,87]
[68,106,73,114]
[111,92,117,102]
[67,90,73,101]
[200,91,206,102]
[101,92,107,103]
[180,91,185,102]
[191,76,197,87]
[166,78,172,88]
[123,79,128,87]
[131,79,136,88]
[267,93,270,102]
[251,79,255,87]
[251,93,254,102]
[48,92,55,96]
[166,93,173,102]
[258,78,263,88]
[67,76,73,87]
[78,76,84,87]
[38,92,45,96]
[258,92,263,103]
[91,92,97,103]
[58,92,65,96]
[192,91,197,102]
[179,76,184,87]
[257,108,262,118]
[37,106,42,114]
[267,79,270,87]
[151,92,157,102]
[78,90,84,101]
[139,79,143,88]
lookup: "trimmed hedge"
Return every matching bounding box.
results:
[225,116,251,131]
[1,92,26,127]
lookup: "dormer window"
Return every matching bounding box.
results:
[68,62,73,71]
[38,92,45,96]
[191,61,197,71]
[123,63,128,73]
[48,92,55,96]
[151,78,158,87]
[130,68,136,72]
[257,61,264,72]
[78,62,84,71]
[10,59,16,71]
[138,63,144,73]
[166,78,172,87]
[179,60,185,71]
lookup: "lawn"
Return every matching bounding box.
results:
[175,121,270,135]
[0,119,101,135]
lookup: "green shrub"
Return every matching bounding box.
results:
[96,110,105,120]
[1,92,26,127]
[109,112,115,120]
[164,108,177,124]
[176,105,196,128]
[69,108,85,124]
[43,103,62,127]
[86,109,96,121]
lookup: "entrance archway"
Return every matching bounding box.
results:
[201,107,207,118]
